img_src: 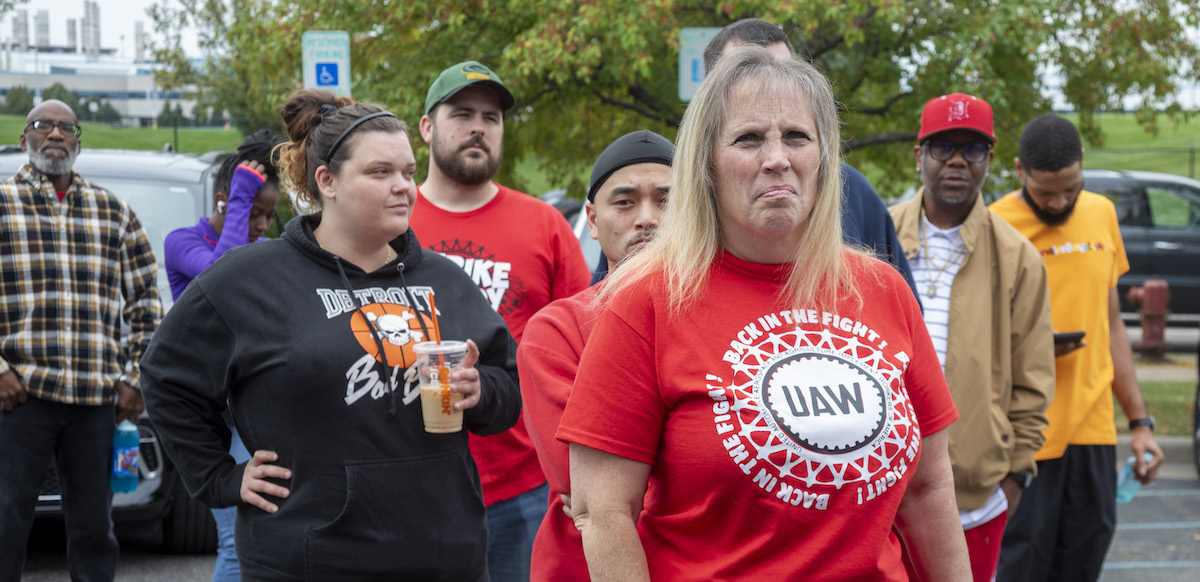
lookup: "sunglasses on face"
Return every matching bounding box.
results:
[26,120,82,138]
[923,140,990,163]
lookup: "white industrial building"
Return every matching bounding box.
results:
[0,3,197,127]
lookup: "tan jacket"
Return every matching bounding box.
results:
[891,192,1056,510]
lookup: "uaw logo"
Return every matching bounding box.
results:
[760,350,887,454]
[947,99,971,122]
[709,310,921,510]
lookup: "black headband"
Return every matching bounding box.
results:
[326,111,397,161]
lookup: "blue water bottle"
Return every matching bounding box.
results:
[1115,451,1155,502]
[110,419,140,494]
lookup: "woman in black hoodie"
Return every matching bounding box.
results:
[141,90,521,581]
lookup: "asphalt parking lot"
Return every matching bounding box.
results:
[1102,343,1199,581]
[1102,434,1200,581]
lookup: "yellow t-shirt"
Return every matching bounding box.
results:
[989,190,1128,460]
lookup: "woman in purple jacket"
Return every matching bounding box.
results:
[162,129,281,582]
[165,129,283,301]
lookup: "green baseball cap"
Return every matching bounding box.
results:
[424,61,516,115]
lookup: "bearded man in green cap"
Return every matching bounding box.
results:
[409,60,591,582]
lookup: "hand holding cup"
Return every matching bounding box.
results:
[415,339,481,433]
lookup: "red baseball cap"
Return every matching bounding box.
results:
[918,93,996,143]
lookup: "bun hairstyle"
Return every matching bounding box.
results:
[276,89,408,211]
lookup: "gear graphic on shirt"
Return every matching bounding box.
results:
[430,238,495,263]
[761,354,887,454]
[428,238,527,318]
[712,321,920,494]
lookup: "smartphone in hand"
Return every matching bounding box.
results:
[1053,331,1086,344]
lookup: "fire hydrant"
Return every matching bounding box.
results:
[1126,276,1170,359]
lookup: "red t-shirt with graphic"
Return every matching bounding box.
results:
[557,252,957,580]
[413,183,591,505]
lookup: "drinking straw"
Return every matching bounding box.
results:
[429,294,442,345]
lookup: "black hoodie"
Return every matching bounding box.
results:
[141,216,520,581]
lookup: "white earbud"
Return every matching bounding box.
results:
[217,200,226,214]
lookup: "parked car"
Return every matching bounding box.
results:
[1083,169,1200,320]
[0,147,227,553]
[540,188,603,272]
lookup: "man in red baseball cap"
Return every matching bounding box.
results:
[889,93,1056,582]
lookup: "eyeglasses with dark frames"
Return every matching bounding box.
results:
[923,140,990,164]
[25,120,82,138]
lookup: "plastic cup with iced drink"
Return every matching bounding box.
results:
[414,341,467,433]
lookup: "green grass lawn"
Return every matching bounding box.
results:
[0,113,244,155]
[1113,380,1196,437]
[1063,112,1200,178]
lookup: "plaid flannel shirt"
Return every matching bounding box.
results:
[0,163,162,406]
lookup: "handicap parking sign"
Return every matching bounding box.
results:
[678,28,722,101]
[316,63,338,87]
[302,31,351,97]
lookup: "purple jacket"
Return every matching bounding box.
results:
[164,165,266,300]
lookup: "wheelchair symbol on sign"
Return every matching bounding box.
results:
[316,63,338,87]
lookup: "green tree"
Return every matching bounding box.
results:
[148,0,291,136]
[95,101,122,124]
[42,83,82,116]
[158,100,186,127]
[149,0,1200,197]
[2,85,34,116]
[192,105,208,126]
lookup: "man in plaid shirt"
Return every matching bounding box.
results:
[0,99,162,581]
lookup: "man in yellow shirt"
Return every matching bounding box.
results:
[990,114,1165,582]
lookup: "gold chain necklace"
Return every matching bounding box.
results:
[918,207,966,299]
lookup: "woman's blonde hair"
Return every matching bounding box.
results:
[601,46,859,313]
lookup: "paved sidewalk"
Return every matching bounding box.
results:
[1105,353,1198,581]
[1134,352,1197,382]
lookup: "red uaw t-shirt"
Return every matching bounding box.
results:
[557,252,957,581]
[412,184,591,505]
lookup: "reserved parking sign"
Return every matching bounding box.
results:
[303,31,351,97]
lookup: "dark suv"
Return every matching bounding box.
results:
[0,147,225,553]
[1083,169,1200,320]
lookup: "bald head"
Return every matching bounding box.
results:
[27,99,77,124]
[21,98,82,184]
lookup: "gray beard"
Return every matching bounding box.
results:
[29,144,77,176]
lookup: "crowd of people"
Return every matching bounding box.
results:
[0,16,1167,582]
